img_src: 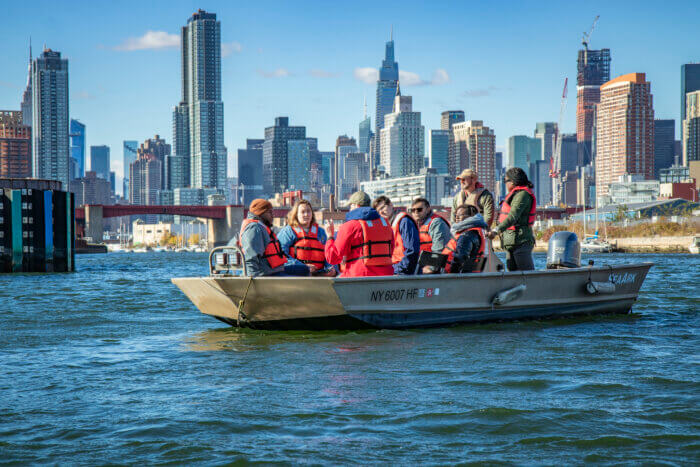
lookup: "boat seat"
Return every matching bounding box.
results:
[415,250,448,274]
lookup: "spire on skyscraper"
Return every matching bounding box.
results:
[363,95,367,119]
[390,25,393,42]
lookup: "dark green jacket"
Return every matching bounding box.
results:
[495,190,535,249]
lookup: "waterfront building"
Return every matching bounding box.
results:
[335,135,357,198]
[122,140,138,198]
[654,120,675,179]
[601,174,659,206]
[453,120,496,194]
[374,32,399,169]
[361,168,450,207]
[237,138,264,204]
[69,171,111,207]
[441,110,466,179]
[31,49,70,187]
[89,145,110,180]
[171,103,190,188]
[534,122,557,162]
[681,64,700,125]
[176,9,227,189]
[69,120,86,179]
[576,47,611,166]
[0,111,31,178]
[683,90,700,165]
[529,160,552,206]
[560,133,578,174]
[379,87,424,178]
[287,138,319,192]
[129,154,162,206]
[506,136,541,172]
[263,117,306,196]
[137,135,171,191]
[596,73,654,202]
[428,129,449,175]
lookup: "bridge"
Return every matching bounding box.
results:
[75,204,293,247]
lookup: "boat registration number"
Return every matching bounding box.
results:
[370,287,440,302]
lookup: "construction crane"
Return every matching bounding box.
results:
[550,77,568,206]
[582,15,600,51]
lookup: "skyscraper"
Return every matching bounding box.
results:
[596,73,654,201]
[681,64,700,124]
[683,90,700,165]
[237,138,264,204]
[20,42,32,127]
[380,87,424,178]
[374,31,399,169]
[176,9,227,189]
[263,117,306,195]
[453,120,496,194]
[335,135,357,199]
[89,145,110,180]
[129,154,162,206]
[653,120,675,178]
[138,135,170,191]
[507,136,541,171]
[31,49,69,187]
[576,48,611,166]
[441,110,466,179]
[69,120,86,179]
[534,122,557,162]
[359,114,372,156]
[287,138,319,192]
[122,140,138,197]
[428,129,449,175]
[0,111,31,178]
[171,103,190,188]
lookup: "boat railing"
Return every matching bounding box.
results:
[209,245,246,276]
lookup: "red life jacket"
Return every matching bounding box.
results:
[419,213,450,252]
[290,224,325,269]
[497,186,537,230]
[442,227,486,273]
[238,218,286,269]
[346,217,393,267]
[391,212,417,264]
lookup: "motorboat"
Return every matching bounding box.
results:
[690,236,700,254]
[581,237,613,253]
[172,233,652,330]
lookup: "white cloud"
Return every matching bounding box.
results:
[310,69,340,78]
[257,68,292,78]
[114,31,179,51]
[222,41,243,57]
[461,86,499,98]
[354,67,449,86]
[353,67,379,84]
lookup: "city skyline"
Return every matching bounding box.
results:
[1,1,699,192]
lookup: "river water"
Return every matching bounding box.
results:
[1,252,698,464]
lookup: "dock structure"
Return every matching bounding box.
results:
[0,178,74,272]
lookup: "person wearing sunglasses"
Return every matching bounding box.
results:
[453,169,495,227]
[372,195,420,275]
[410,197,451,274]
[487,167,537,271]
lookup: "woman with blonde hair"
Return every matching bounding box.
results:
[277,199,337,277]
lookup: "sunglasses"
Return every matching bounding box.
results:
[503,178,512,183]
[410,207,425,213]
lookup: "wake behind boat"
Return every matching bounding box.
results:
[172,232,652,330]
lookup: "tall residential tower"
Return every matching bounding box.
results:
[374,31,399,169]
[576,48,611,167]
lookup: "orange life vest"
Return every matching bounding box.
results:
[442,227,486,273]
[290,224,325,269]
[419,213,450,252]
[497,186,537,230]
[346,217,393,266]
[391,212,417,264]
[238,218,287,269]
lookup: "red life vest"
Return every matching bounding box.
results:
[391,212,416,264]
[497,186,537,230]
[419,213,450,252]
[238,218,287,269]
[346,217,393,267]
[442,227,486,273]
[290,224,325,269]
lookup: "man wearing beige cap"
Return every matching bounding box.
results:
[452,169,494,227]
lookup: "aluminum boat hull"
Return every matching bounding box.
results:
[172,263,652,330]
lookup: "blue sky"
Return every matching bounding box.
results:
[1,0,698,194]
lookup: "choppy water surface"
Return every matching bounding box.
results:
[1,252,698,464]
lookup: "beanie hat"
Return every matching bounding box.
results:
[348,191,371,207]
[249,198,272,216]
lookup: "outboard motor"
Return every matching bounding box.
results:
[546,231,581,269]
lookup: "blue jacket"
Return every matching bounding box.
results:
[345,206,380,222]
[277,224,332,269]
[393,213,420,275]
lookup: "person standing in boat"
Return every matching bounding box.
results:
[324,191,394,277]
[277,199,337,277]
[487,167,537,271]
[234,199,308,277]
[443,205,489,273]
[372,195,420,275]
[452,169,495,226]
[411,197,451,274]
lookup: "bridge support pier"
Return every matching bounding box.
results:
[208,206,244,248]
[85,205,103,243]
